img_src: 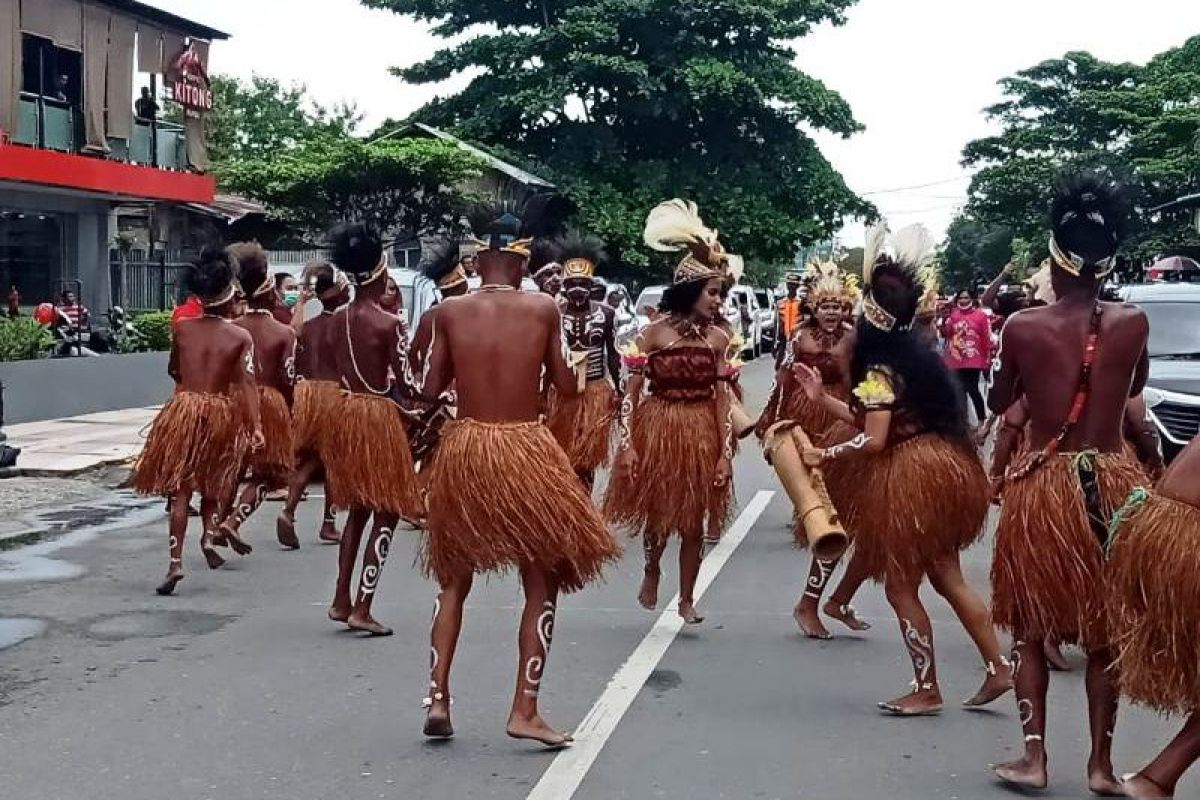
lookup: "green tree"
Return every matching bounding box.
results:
[363,0,872,283]
[941,215,1014,291]
[961,37,1200,263]
[219,136,483,239]
[189,74,362,166]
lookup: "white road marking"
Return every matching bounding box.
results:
[525,490,775,800]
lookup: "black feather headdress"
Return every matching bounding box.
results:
[328,221,387,286]
[421,239,468,291]
[560,229,607,280]
[1049,173,1130,278]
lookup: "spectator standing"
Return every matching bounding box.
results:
[135,87,159,120]
[940,289,992,425]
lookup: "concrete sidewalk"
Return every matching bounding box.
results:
[1,407,158,476]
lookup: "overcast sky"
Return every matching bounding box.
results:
[157,0,1200,244]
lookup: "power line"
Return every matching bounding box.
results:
[861,175,972,196]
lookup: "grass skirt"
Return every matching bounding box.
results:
[292,380,339,457]
[132,391,244,499]
[323,392,422,518]
[547,379,616,472]
[602,396,732,542]
[423,419,620,592]
[1108,492,1200,713]
[248,386,294,488]
[839,434,988,582]
[991,452,1144,648]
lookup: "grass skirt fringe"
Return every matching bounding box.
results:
[292,380,339,456]
[249,386,294,488]
[602,396,732,542]
[323,392,422,518]
[839,433,988,582]
[547,380,616,472]
[991,452,1144,648]
[424,420,620,592]
[132,391,244,499]
[1108,493,1200,714]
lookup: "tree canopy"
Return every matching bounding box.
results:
[202,75,482,242]
[957,36,1200,265]
[363,0,871,282]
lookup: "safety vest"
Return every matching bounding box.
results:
[777,297,803,340]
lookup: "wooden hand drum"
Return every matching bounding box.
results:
[762,422,849,560]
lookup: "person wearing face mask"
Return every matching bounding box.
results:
[546,231,620,492]
[604,200,738,626]
[273,272,301,325]
[940,288,992,426]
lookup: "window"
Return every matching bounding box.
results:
[20,34,82,105]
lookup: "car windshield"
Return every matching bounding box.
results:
[1141,302,1200,357]
[634,288,664,315]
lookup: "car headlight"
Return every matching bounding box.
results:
[1143,386,1165,409]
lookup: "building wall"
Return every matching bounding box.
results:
[0,351,170,424]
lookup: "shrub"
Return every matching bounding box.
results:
[0,318,55,362]
[118,311,174,353]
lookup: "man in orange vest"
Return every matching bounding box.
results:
[774,271,804,366]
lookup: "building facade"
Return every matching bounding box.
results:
[0,0,226,318]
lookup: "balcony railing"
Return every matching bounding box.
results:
[13,94,188,171]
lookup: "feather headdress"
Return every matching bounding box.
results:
[421,239,467,291]
[861,220,941,333]
[804,259,853,305]
[644,199,735,285]
[560,230,607,280]
[1048,173,1129,278]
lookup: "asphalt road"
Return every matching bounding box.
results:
[0,358,1188,800]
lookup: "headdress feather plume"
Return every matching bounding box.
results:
[861,222,888,284]
[643,199,721,265]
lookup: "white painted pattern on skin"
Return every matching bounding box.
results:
[525,491,774,800]
[357,528,392,596]
[901,617,934,688]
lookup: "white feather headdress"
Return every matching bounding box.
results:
[644,199,737,284]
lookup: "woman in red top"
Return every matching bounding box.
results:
[940,289,992,425]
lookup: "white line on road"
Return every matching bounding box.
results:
[525,490,775,800]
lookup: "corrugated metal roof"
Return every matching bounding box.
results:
[410,123,554,189]
[182,193,265,222]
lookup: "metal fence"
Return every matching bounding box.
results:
[109,251,194,312]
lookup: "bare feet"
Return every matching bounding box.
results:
[638,569,660,610]
[793,601,832,639]
[423,699,454,738]
[327,604,351,624]
[678,600,704,625]
[1089,763,1123,796]
[824,601,871,632]
[1121,773,1172,799]
[318,521,342,545]
[1045,638,1072,671]
[155,564,184,596]
[878,686,943,716]
[963,661,1014,707]
[506,712,574,748]
[218,523,253,556]
[200,533,226,569]
[347,610,393,636]
[993,752,1048,790]
[275,513,300,550]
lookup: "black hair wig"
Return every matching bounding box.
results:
[187,245,237,300]
[1050,173,1131,268]
[851,319,973,447]
[328,221,384,284]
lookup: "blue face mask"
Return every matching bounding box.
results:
[283,289,301,308]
